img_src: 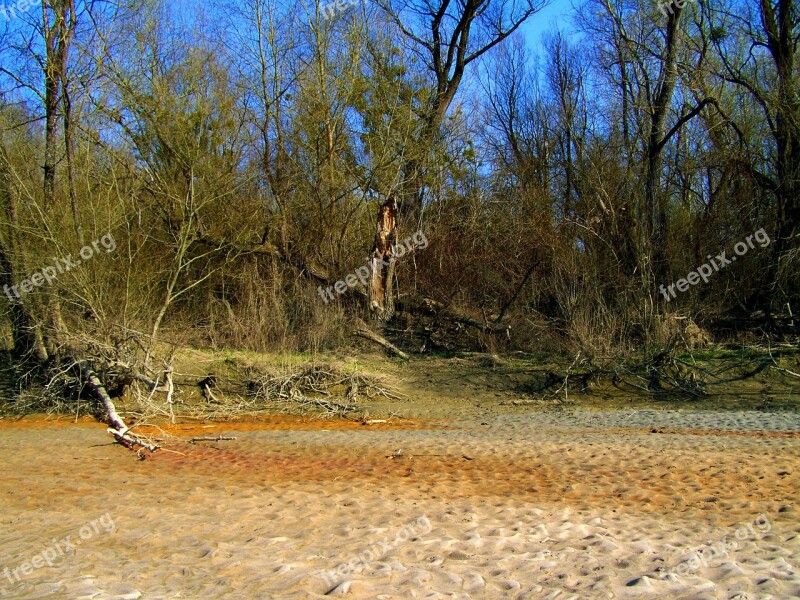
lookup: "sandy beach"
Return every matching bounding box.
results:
[0,408,798,599]
[0,0,797,592]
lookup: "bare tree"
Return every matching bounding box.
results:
[707,0,800,304]
[644,0,684,283]
[377,0,547,219]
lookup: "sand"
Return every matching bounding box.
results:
[0,409,798,599]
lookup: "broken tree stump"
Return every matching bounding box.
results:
[369,195,398,321]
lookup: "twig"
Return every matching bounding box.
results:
[771,365,800,379]
[189,435,237,443]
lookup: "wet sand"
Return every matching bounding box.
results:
[0,410,798,599]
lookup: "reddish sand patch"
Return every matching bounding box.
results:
[0,414,98,428]
[0,413,444,433]
[2,414,797,520]
[146,434,798,519]
[136,415,447,435]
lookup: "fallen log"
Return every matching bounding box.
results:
[104,427,159,453]
[353,320,409,359]
[77,361,159,454]
[164,365,175,424]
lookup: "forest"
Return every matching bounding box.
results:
[0,0,797,426]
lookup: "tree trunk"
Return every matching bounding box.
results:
[0,243,48,362]
[42,1,67,209]
[644,2,683,286]
[764,0,800,274]
[369,196,398,321]
[382,0,539,220]
[38,0,76,354]
[63,63,82,245]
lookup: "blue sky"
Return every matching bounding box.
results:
[520,0,576,48]
[0,0,577,109]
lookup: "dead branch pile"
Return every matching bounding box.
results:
[2,330,177,455]
[516,345,800,404]
[14,338,133,417]
[26,331,166,407]
[246,364,404,418]
[517,349,712,403]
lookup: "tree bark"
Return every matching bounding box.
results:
[78,361,159,453]
[645,1,684,285]
[761,0,800,267]
[353,319,409,359]
[369,196,398,321]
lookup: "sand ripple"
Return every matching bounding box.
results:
[0,410,798,599]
